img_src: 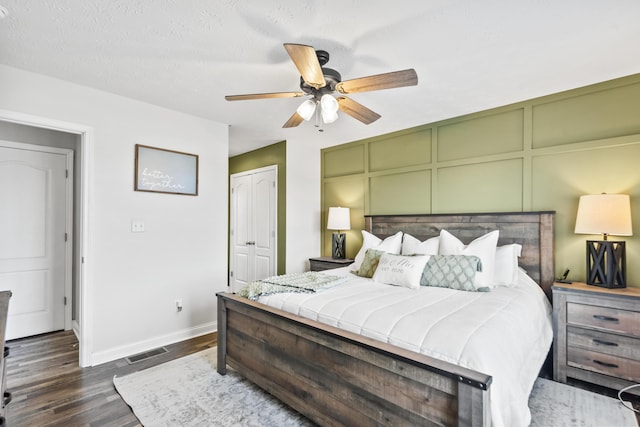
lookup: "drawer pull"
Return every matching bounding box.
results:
[592,339,619,347]
[592,314,619,322]
[593,360,619,369]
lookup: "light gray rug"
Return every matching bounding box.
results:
[114,347,313,427]
[114,347,638,427]
[529,377,637,427]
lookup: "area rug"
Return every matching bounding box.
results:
[529,377,637,427]
[114,347,638,427]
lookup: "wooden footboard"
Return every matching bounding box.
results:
[217,292,491,427]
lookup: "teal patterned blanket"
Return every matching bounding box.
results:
[238,272,347,301]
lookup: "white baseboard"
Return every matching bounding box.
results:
[72,320,80,340]
[90,322,216,366]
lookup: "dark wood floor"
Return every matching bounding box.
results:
[4,330,217,427]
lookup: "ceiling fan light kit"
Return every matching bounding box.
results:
[320,94,339,124]
[225,43,418,129]
[296,99,316,120]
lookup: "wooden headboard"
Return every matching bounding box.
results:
[365,211,555,298]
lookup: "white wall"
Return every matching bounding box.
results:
[285,141,322,272]
[0,65,229,365]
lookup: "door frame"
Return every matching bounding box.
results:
[229,164,278,292]
[0,109,94,367]
[0,140,74,333]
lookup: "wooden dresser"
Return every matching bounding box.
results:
[552,282,640,395]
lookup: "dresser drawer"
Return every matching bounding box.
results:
[309,257,354,272]
[567,302,639,337]
[568,346,640,382]
[310,261,339,271]
[567,326,640,359]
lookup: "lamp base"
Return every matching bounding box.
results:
[332,233,346,259]
[585,240,626,289]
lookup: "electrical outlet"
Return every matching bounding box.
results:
[176,300,183,312]
[131,219,145,233]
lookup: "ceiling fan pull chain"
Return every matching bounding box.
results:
[315,102,325,132]
[314,102,321,129]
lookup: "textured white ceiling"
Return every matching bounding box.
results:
[1,0,640,156]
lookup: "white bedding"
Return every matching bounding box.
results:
[257,266,553,427]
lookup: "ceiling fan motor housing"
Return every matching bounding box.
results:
[299,49,342,98]
[300,67,341,96]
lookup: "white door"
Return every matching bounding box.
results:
[230,166,277,293]
[230,173,252,291]
[0,145,69,339]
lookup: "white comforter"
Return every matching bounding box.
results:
[258,267,552,427]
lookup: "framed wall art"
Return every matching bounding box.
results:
[134,144,198,195]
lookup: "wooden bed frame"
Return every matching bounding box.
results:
[217,211,555,426]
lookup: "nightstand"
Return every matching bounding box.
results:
[552,282,640,395]
[309,256,354,272]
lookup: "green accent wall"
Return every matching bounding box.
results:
[229,141,286,275]
[321,74,640,288]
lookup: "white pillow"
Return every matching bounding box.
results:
[494,244,522,286]
[372,253,430,289]
[352,231,403,271]
[438,229,499,287]
[401,234,439,256]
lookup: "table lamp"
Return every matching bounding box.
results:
[574,193,632,288]
[327,207,350,259]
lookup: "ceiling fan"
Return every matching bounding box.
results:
[225,43,418,129]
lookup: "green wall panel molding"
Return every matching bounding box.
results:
[437,109,524,161]
[229,141,286,275]
[320,73,640,287]
[532,80,640,148]
[370,170,431,215]
[322,177,365,259]
[531,142,640,286]
[323,144,365,178]
[437,159,523,213]
[369,129,431,172]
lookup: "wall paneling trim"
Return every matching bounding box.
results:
[321,73,640,287]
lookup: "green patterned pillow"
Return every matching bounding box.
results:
[356,249,386,278]
[421,255,488,292]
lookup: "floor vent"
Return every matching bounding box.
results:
[125,347,168,364]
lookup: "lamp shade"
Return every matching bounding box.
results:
[575,194,633,237]
[296,99,317,121]
[320,94,339,124]
[327,207,350,231]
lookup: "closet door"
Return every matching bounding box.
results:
[229,166,277,293]
[251,169,276,281]
[230,174,252,292]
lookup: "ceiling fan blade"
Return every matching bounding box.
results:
[337,97,381,125]
[336,69,418,94]
[283,43,326,89]
[283,112,305,128]
[225,91,305,101]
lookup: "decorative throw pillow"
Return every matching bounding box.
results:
[372,253,430,289]
[494,244,522,286]
[438,229,499,287]
[352,231,403,271]
[421,254,486,291]
[356,249,385,278]
[401,234,440,256]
